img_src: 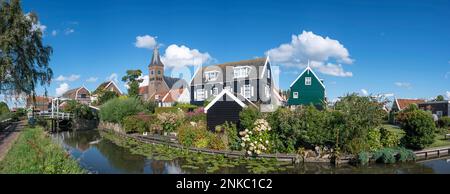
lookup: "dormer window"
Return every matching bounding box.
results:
[234,66,250,79]
[204,71,219,82]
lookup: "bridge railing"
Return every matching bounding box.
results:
[34,112,72,120]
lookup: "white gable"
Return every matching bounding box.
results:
[289,66,325,89]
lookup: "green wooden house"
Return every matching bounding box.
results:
[288,66,326,108]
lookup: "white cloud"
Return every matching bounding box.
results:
[447,91,450,99]
[162,44,212,68]
[361,89,368,96]
[139,75,149,87]
[55,74,80,82]
[135,35,157,49]
[382,93,395,97]
[107,73,119,83]
[310,61,353,77]
[124,75,148,89]
[395,82,412,89]
[51,30,58,36]
[56,83,70,96]
[86,77,98,83]
[26,13,46,34]
[65,28,75,35]
[267,31,353,77]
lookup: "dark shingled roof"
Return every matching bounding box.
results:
[164,76,187,89]
[191,57,268,85]
[149,47,164,67]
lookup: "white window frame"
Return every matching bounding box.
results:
[204,71,219,82]
[196,89,205,101]
[293,92,299,99]
[234,66,251,79]
[265,85,270,98]
[212,87,219,96]
[305,77,312,86]
[243,85,252,99]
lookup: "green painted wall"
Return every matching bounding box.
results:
[288,69,325,106]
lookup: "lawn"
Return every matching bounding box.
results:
[381,124,450,149]
[0,126,85,174]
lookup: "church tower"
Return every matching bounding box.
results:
[148,46,167,101]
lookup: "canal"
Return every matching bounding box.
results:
[52,130,450,174]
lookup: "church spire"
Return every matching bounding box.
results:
[149,46,164,67]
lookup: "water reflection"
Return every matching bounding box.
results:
[52,130,449,174]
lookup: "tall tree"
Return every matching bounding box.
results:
[0,0,53,98]
[436,95,445,101]
[122,69,143,97]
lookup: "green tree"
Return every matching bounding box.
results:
[0,0,53,96]
[436,95,445,101]
[0,101,9,115]
[121,70,143,97]
[400,109,436,150]
[332,93,386,154]
[97,90,118,105]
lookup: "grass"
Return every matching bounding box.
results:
[427,134,450,149]
[381,124,405,137]
[381,124,450,149]
[0,126,85,174]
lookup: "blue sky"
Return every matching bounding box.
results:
[16,0,450,104]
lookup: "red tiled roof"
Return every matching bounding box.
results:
[396,99,425,110]
[162,88,185,103]
[139,86,148,95]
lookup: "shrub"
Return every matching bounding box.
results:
[268,106,335,153]
[64,101,98,120]
[240,119,272,155]
[208,134,227,150]
[97,91,118,105]
[358,151,370,165]
[185,107,206,123]
[399,109,436,150]
[178,123,198,147]
[380,127,400,148]
[155,107,184,114]
[367,128,382,152]
[397,148,416,162]
[143,100,157,114]
[239,107,261,130]
[177,122,226,150]
[0,101,10,115]
[175,103,198,111]
[99,97,144,124]
[122,114,155,134]
[157,112,185,133]
[437,117,450,129]
[372,148,396,164]
[333,94,386,154]
[224,122,240,151]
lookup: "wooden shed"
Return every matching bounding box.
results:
[204,90,257,131]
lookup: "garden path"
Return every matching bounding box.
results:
[0,120,26,161]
